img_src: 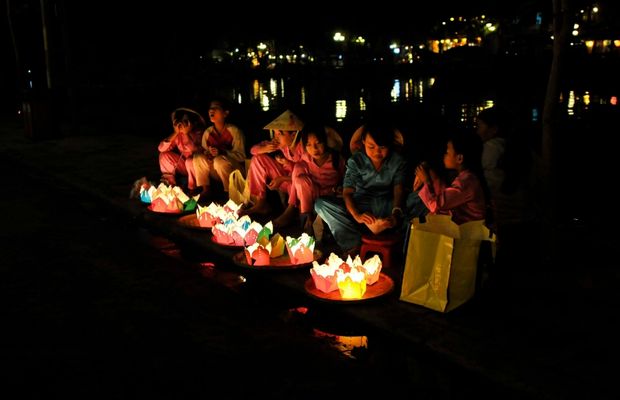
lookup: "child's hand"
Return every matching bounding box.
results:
[261,141,279,154]
[354,211,375,225]
[274,156,290,167]
[267,176,286,190]
[415,164,430,185]
[208,146,219,157]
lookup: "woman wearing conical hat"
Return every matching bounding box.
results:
[240,110,305,216]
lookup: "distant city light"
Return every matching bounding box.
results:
[391,79,401,103]
[572,30,579,36]
[333,32,345,42]
[592,6,598,13]
[257,42,267,50]
[335,100,347,121]
[359,97,366,111]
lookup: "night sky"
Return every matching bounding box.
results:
[67,0,543,45]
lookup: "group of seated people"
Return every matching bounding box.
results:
[158,99,246,198]
[158,102,506,257]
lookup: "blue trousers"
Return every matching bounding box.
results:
[315,194,393,252]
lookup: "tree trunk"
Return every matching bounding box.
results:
[541,0,571,260]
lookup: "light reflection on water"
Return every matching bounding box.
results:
[239,74,616,130]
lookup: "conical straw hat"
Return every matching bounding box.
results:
[263,110,304,131]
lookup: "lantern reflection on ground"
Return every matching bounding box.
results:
[312,328,369,360]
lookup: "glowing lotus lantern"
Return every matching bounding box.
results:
[310,252,381,298]
[244,242,272,266]
[309,253,345,293]
[211,216,272,247]
[285,233,315,265]
[350,254,382,285]
[268,233,285,258]
[149,183,198,213]
[222,199,242,214]
[150,196,183,213]
[244,221,270,246]
[310,260,340,293]
[212,222,235,245]
[243,232,286,266]
[231,219,252,246]
[139,184,155,203]
[336,267,367,299]
[196,203,224,227]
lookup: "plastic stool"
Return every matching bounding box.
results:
[360,232,401,269]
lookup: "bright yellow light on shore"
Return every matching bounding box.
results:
[333,32,345,42]
[335,100,347,121]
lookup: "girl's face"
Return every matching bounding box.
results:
[175,121,192,135]
[274,130,296,147]
[443,141,462,170]
[305,133,326,160]
[363,133,389,164]
[208,102,229,124]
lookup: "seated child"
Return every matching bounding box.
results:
[240,110,305,216]
[193,99,246,198]
[415,131,489,224]
[272,124,345,233]
[158,108,206,194]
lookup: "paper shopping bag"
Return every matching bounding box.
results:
[228,169,251,206]
[400,214,495,312]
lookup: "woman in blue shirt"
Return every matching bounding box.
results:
[315,121,406,255]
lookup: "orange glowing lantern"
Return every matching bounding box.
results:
[212,223,236,245]
[244,232,285,266]
[150,196,183,213]
[196,203,223,227]
[244,242,272,266]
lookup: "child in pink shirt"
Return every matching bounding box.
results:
[241,110,305,216]
[193,99,246,197]
[273,125,345,232]
[415,131,489,225]
[158,108,205,193]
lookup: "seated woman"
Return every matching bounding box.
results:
[193,98,246,198]
[272,124,345,233]
[315,120,406,256]
[240,110,305,216]
[158,108,206,194]
[414,131,490,224]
